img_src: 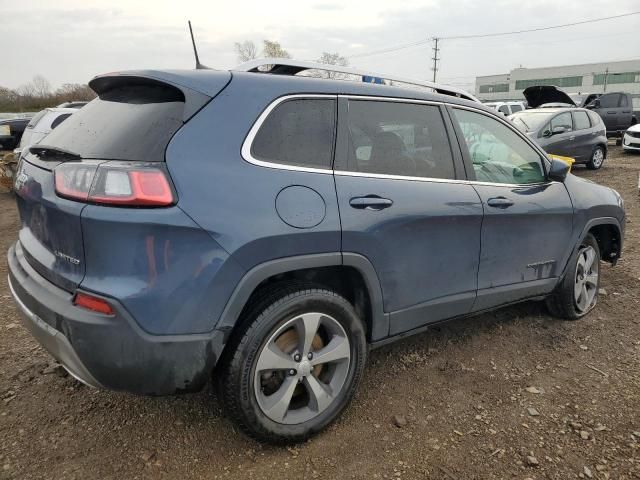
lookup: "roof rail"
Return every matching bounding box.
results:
[233,58,479,103]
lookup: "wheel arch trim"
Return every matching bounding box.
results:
[216,252,389,342]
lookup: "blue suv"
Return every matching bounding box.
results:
[8,60,625,443]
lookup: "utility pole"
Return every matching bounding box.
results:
[431,37,440,82]
[603,68,609,92]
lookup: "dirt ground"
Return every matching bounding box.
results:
[0,145,639,480]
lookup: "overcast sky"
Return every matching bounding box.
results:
[2,0,639,91]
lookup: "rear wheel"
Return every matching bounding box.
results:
[586,145,605,170]
[546,233,600,320]
[219,284,367,444]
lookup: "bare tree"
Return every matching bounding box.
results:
[306,52,350,79]
[234,41,258,63]
[55,83,96,101]
[262,40,290,59]
[31,75,51,98]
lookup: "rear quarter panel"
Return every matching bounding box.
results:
[165,76,341,272]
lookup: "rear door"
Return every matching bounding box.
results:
[594,93,621,132]
[571,110,595,161]
[449,107,574,311]
[334,97,483,335]
[618,94,633,130]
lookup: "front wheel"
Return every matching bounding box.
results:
[219,284,367,444]
[546,233,600,320]
[586,146,605,170]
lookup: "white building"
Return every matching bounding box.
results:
[475,59,640,103]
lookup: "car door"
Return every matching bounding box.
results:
[543,111,574,157]
[618,94,633,130]
[333,97,483,336]
[593,93,621,132]
[448,106,574,312]
[571,110,595,161]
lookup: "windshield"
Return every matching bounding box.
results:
[510,111,551,133]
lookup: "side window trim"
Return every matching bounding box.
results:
[241,94,338,174]
[449,105,552,185]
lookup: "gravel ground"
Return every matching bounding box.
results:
[0,145,639,480]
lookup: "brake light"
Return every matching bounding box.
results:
[74,292,114,315]
[54,162,174,206]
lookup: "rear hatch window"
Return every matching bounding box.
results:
[40,83,185,162]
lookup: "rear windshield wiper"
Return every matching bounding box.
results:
[29,145,81,161]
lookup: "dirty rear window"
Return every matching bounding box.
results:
[41,85,185,162]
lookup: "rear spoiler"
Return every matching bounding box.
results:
[89,70,232,121]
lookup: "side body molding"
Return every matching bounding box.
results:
[216,252,389,342]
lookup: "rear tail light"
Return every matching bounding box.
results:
[55,162,175,206]
[73,292,114,315]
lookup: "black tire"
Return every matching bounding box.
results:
[546,233,600,320]
[586,145,605,170]
[219,283,367,444]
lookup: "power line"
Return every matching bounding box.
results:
[347,10,640,60]
[441,10,640,40]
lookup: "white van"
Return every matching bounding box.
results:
[484,101,526,116]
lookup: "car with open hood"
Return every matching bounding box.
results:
[511,91,607,169]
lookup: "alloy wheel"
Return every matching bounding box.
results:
[253,312,351,424]
[591,148,604,168]
[574,245,599,313]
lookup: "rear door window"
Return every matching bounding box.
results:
[572,111,591,130]
[251,98,336,169]
[510,104,523,113]
[599,94,620,109]
[344,100,456,179]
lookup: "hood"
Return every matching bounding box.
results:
[626,123,640,133]
[523,85,576,108]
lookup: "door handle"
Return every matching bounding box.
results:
[349,195,393,210]
[487,196,514,208]
[607,111,616,114]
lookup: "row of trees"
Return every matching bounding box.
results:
[234,40,349,78]
[0,75,95,113]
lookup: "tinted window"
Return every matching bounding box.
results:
[573,111,591,130]
[452,108,545,185]
[498,105,510,115]
[252,99,336,169]
[550,112,572,132]
[345,100,455,179]
[50,113,72,130]
[41,84,185,162]
[599,93,620,108]
[510,104,523,113]
[620,95,628,107]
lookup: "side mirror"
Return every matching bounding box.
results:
[552,126,567,135]
[548,158,570,182]
[542,129,552,138]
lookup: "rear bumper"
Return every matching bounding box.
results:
[8,241,227,395]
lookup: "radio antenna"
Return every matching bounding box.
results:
[188,21,210,70]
